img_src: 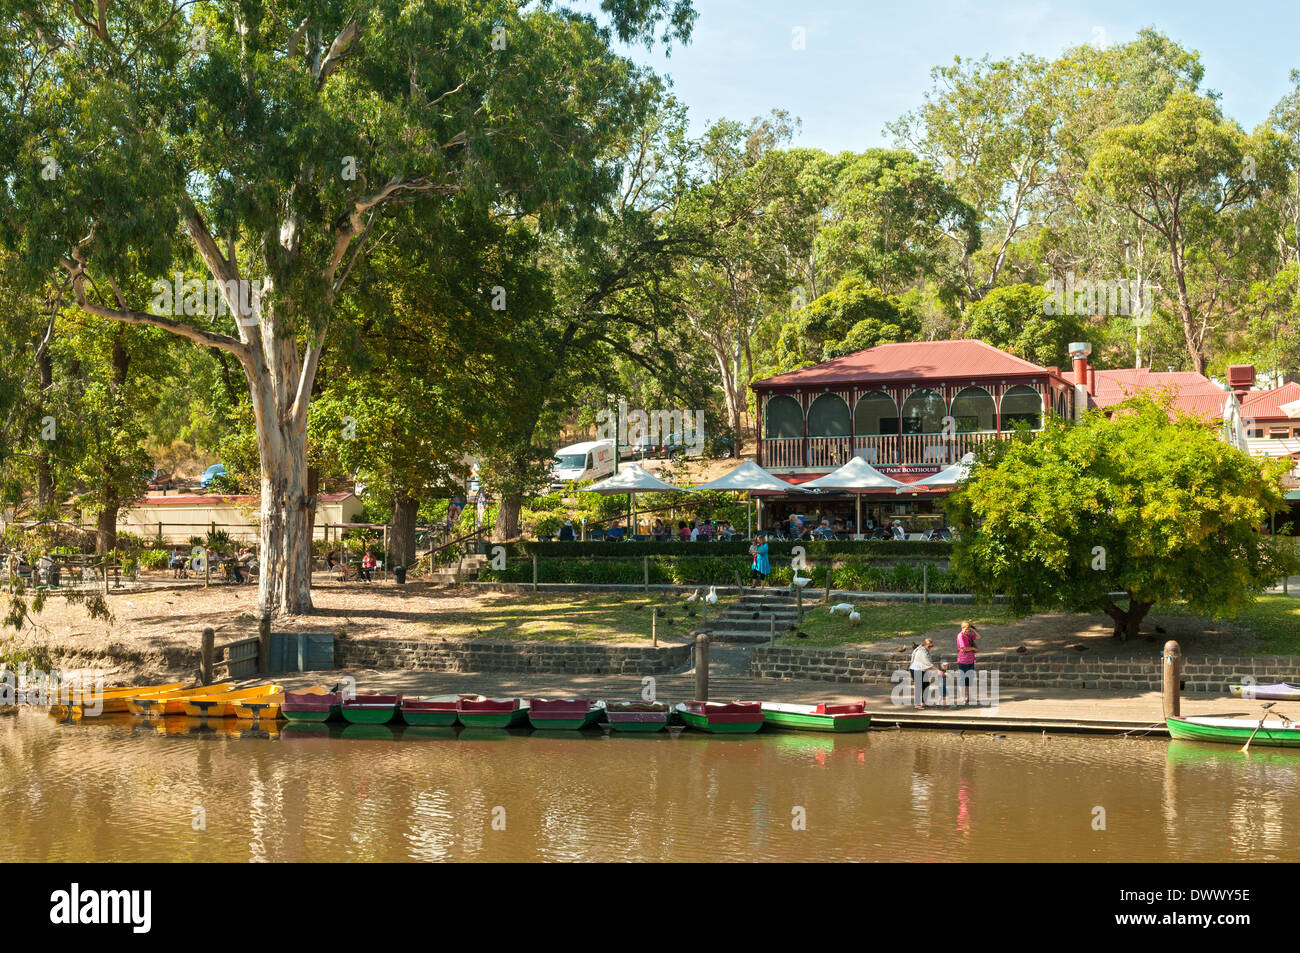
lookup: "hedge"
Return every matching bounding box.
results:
[499,539,954,559]
[477,556,966,592]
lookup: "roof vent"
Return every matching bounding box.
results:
[1067,342,1092,358]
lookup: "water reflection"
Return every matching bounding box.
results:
[1,713,1298,861]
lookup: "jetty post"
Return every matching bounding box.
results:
[200,627,215,684]
[531,553,538,592]
[643,556,649,593]
[694,633,709,701]
[651,610,657,648]
[1162,640,1181,718]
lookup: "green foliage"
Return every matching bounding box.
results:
[964,284,1084,368]
[947,397,1300,628]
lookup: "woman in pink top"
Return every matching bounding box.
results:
[956,620,979,705]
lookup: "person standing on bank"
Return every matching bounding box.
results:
[749,533,770,588]
[956,620,980,705]
[909,638,939,710]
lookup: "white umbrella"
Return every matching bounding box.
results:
[801,456,911,537]
[585,463,691,538]
[905,452,976,491]
[692,460,806,537]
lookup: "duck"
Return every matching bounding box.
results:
[848,610,861,627]
[685,588,702,603]
[704,586,718,605]
[792,573,812,588]
[829,602,855,615]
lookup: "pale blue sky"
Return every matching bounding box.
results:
[597,0,1299,152]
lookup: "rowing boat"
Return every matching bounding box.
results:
[234,684,330,720]
[456,696,530,728]
[400,695,461,727]
[1229,682,1300,701]
[674,700,764,734]
[50,682,184,718]
[760,700,871,732]
[527,698,606,730]
[182,683,283,718]
[1166,715,1300,748]
[281,690,342,722]
[127,683,235,717]
[605,700,669,732]
[340,693,403,725]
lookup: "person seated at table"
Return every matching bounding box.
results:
[557,519,576,541]
[697,520,714,542]
[677,521,690,542]
[607,521,625,541]
[230,547,251,584]
[169,549,187,579]
[359,548,377,581]
[722,522,738,538]
[892,520,907,540]
[652,518,668,540]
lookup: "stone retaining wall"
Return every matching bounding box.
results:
[750,647,1297,694]
[336,636,692,676]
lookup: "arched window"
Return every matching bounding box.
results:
[764,394,803,438]
[853,391,898,435]
[807,393,850,437]
[901,388,947,435]
[949,386,996,432]
[1001,385,1042,430]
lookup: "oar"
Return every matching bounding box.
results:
[1240,702,1277,753]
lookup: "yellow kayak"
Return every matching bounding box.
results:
[50,682,186,718]
[182,684,284,718]
[234,684,330,720]
[128,683,235,717]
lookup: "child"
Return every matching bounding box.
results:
[749,534,770,588]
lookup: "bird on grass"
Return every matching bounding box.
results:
[705,586,718,605]
[1015,644,1028,654]
[685,588,702,603]
[829,602,854,616]
[848,610,861,627]
[795,630,809,639]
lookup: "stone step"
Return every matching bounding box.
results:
[702,629,780,644]
[703,619,795,634]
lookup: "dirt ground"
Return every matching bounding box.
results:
[7,575,1265,680]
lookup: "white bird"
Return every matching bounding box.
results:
[848,610,861,627]
[704,585,718,605]
[830,602,854,615]
[685,588,702,603]
[792,573,812,588]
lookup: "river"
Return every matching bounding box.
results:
[1,712,1296,862]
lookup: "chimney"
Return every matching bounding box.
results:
[1088,363,1097,396]
[1227,364,1256,403]
[1068,342,1092,422]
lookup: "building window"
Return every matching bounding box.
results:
[901,388,948,435]
[853,391,898,435]
[950,386,996,432]
[1001,384,1042,430]
[807,393,850,437]
[764,395,804,439]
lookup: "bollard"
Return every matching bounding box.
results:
[824,560,833,604]
[652,611,657,648]
[643,555,649,593]
[200,627,215,685]
[1162,640,1181,718]
[796,582,803,623]
[532,553,538,592]
[923,564,929,605]
[694,633,710,702]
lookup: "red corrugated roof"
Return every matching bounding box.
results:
[1064,367,1229,420]
[753,339,1057,388]
[1242,382,1300,421]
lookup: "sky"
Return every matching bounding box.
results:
[593,0,1300,152]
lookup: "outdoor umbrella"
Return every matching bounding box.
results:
[800,455,912,537]
[905,452,976,491]
[584,463,692,537]
[691,459,806,537]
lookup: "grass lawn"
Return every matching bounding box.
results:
[776,602,1009,647]
[1157,595,1300,655]
[429,592,677,642]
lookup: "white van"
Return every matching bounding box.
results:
[551,439,617,486]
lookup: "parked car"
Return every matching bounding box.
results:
[550,439,616,487]
[200,463,227,489]
[145,469,174,491]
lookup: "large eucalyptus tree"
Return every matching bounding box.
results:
[0,0,692,614]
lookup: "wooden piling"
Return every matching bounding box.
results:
[200,627,214,685]
[257,614,271,674]
[694,633,709,702]
[531,553,538,592]
[643,555,649,593]
[1162,640,1181,718]
[796,583,803,623]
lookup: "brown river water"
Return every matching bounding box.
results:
[1,711,1297,862]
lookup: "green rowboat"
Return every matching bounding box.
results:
[527,698,606,730]
[456,697,530,729]
[760,700,871,732]
[340,693,402,725]
[281,690,342,723]
[606,701,669,732]
[1166,715,1300,748]
[674,700,764,734]
[400,695,460,727]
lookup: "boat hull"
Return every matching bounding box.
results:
[1166,716,1300,748]
[282,704,341,723]
[400,708,459,727]
[762,709,871,732]
[340,706,401,725]
[457,707,530,729]
[607,712,668,732]
[1229,683,1300,701]
[527,699,605,730]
